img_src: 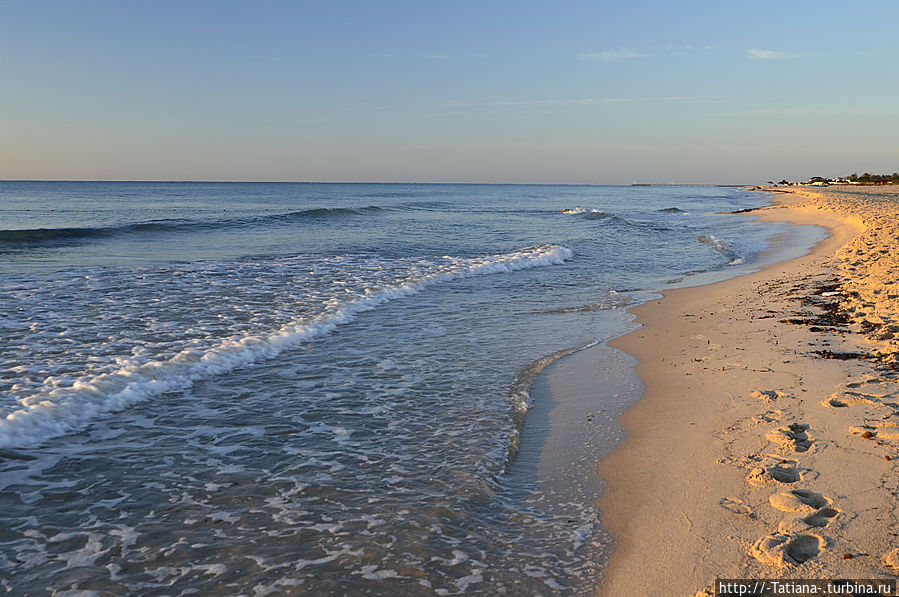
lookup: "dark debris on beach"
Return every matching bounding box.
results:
[777,277,899,371]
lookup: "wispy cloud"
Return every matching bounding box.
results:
[577,49,648,62]
[747,48,791,60]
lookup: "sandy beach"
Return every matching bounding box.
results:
[597,186,899,596]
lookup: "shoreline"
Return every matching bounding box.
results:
[594,186,899,595]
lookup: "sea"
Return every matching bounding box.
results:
[0,182,825,595]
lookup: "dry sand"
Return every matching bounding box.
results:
[596,186,899,596]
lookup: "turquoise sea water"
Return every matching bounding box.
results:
[0,182,824,595]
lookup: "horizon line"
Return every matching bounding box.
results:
[0,179,757,187]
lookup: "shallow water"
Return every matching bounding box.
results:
[0,183,824,594]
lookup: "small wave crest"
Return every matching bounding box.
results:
[698,234,744,265]
[534,291,631,314]
[0,245,574,449]
[275,206,385,220]
[0,226,114,244]
[0,220,212,247]
[559,208,612,221]
[0,207,385,248]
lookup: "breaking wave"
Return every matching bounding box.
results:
[698,234,744,265]
[0,244,574,449]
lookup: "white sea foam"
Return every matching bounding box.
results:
[560,208,605,215]
[0,245,573,449]
[698,234,743,265]
[505,338,598,464]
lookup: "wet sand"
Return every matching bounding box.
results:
[596,186,899,595]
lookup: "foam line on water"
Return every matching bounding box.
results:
[505,337,599,466]
[0,244,573,449]
[698,234,744,265]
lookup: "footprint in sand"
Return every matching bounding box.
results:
[778,507,841,534]
[850,421,899,441]
[750,533,824,567]
[827,376,899,410]
[822,391,897,409]
[719,496,754,518]
[766,423,813,452]
[752,389,789,403]
[747,464,801,487]
[752,410,783,424]
[800,507,839,528]
[822,393,876,408]
[882,548,899,575]
[846,376,899,393]
[769,489,830,513]
[770,489,840,534]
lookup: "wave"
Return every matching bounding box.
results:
[392,201,453,211]
[698,234,744,265]
[275,206,385,220]
[0,226,118,243]
[557,208,668,230]
[0,244,574,450]
[657,207,683,213]
[533,290,632,314]
[560,208,608,217]
[0,220,210,245]
[0,207,385,247]
[505,339,598,465]
[559,208,617,221]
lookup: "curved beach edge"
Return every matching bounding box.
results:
[597,186,899,595]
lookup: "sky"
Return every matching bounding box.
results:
[1,0,898,184]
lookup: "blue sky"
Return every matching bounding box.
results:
[2,0,897,183]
